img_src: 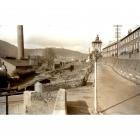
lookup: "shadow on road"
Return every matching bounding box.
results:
[67,100,90,115]
[86,82,94,87]
[100,93,140,113]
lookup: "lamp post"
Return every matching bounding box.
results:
[92,35,102,114]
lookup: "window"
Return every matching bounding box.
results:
[128,36,130,42]
[134,33,136,39]
[134,43,136,50]
[136,31,138,38]
[133,34,135,39]
[129,45,131,51]
[131,35,133,40]
[131,45,133,51]
[136,43,138,49]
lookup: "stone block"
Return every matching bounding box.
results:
[53,88,67,115]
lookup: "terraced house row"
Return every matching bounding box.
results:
[102,27,140,59]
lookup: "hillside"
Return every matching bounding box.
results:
[25,48,87,59]
[0,40,17,57]
[0,40,87,59]
[53,48,87,58]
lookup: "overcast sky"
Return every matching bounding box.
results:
[0,0,139,53]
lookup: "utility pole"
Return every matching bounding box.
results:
[114,25,122,57]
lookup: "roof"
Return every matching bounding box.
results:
[103,26,140,50]
[120,26,140,41]
[1,58,30,67]
[102,41,117,50]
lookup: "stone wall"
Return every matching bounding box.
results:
[102,57,140,84]
[0,95,24,115]
[24,90,57,114]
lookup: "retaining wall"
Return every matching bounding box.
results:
[102,57,140,84]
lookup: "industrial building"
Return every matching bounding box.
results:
[0,25,35,77]
[0,58,32,76]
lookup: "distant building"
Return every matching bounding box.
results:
[54,59,65,69]
[29,56,42,67]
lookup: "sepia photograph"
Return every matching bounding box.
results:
[1,24,140,115]
[0,2,140,115]
[1,0,140,140]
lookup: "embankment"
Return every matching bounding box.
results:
[102,57,140,84]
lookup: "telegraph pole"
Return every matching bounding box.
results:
[114,25,122,57]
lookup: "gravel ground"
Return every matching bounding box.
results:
[26,91,57,115]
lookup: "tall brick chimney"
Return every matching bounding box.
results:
[17,25,24,59]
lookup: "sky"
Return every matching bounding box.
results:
[0,0,139,53]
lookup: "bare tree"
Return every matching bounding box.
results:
[45,48,56,70]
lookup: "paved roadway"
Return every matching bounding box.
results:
[67,63,140,115]
[97,63,140,114]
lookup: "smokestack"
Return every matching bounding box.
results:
[17,25,24,59]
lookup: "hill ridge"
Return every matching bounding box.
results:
[0,40,87,59]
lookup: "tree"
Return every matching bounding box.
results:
[45,48,56,70]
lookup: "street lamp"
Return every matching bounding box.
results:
[92,35,102,114]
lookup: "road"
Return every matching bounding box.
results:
[67,63,140,115]
[97,63,140,114]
